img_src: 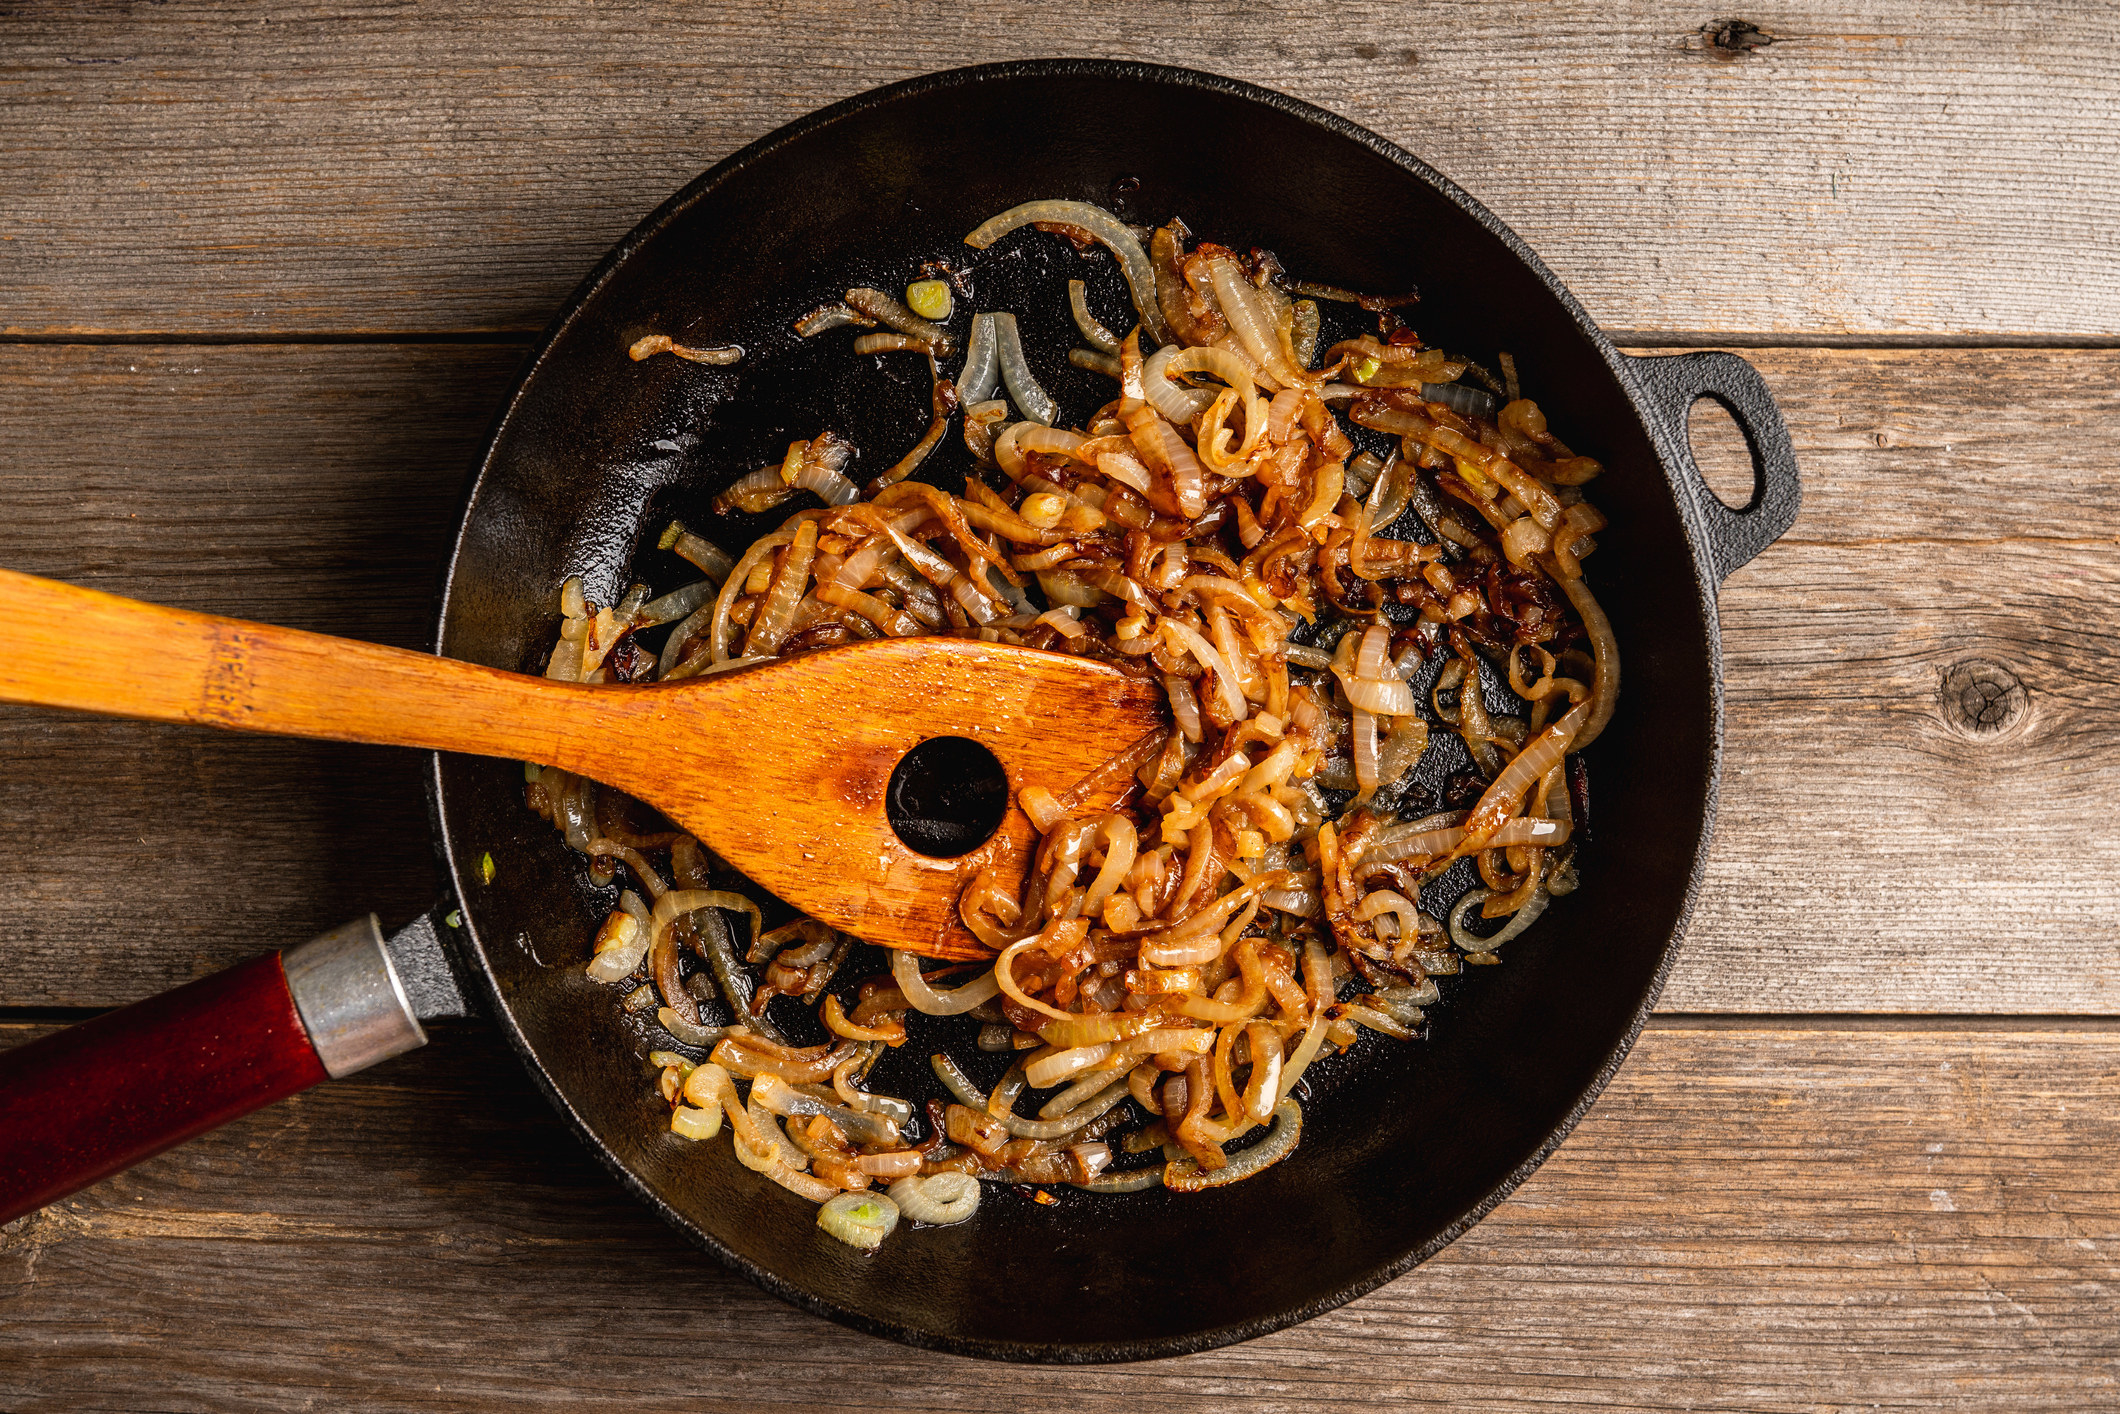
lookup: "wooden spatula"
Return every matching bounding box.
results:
[0,567,1168,959]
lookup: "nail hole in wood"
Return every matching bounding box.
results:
[1939,659,2028,738]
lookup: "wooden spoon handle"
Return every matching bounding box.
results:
[0,567,1170,960]
[0,566,608,762]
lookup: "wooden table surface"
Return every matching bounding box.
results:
[4,4,2117,1409]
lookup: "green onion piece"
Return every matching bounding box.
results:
[905,280,953,322]
[444,910,462,929]
[1353,357,1381,384]
[670,1104,721,1141]
[816,1191,901,1250]
[478,852,497,885]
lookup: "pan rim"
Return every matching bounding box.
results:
[431,56,1726,1364]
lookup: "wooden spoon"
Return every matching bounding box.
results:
[0,567,1168,959]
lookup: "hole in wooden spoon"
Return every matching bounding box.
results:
[887,736,1009,858]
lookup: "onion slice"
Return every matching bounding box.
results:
[1450,883,1551,953]
[866,361,960,493]
[1160,619,1248,725]
[1068,278,1122,353]
[989,313,1057,426]
[888,1171,980,1225]
[1165,1097,1302,1192]
[1555,567,1620,751]
[889,949,1001,1016]
[1458,698,1592,856]
[817,1191,900,1249]
[964,199,1174,345]
[1205,258,1304,387]
[845,287,954,355]
[628,334,742,366]
[1139,343,1215,424]
[1368,815,1570,864]
[958,313,1000,405]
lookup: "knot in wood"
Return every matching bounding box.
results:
[1697,19,1775,56]
[1939,659,2027,738]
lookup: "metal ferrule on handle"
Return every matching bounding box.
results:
[0,916,427,1226]
[283,915,427,1078]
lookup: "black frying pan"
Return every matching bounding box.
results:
[1,59,1798,1362]
[431,60,1797,1360]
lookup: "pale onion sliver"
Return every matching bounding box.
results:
[890,948,1003,1016]
[1161,619,1248,725]
[963,200,1174,345]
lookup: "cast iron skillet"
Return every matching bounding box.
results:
[430,59,1799,1361]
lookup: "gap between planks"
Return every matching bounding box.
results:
[10,333,2120,351]
[6,1,2119,341]
[10,1012,2120,1032]
[2,343,2114,1013]
[3,1019,2114,1411]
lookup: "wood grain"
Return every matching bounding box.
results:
[3,2,2117,340]
[2,1018,2113,1410]
[2,344,2115,1009]
[0,568,1161,959]
[8,10,2111,1404]
[0,343,508,1005]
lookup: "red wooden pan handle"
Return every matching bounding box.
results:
[0,916,427,1226]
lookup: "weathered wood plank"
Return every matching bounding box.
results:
[3,1020,2113,1410]
[3,2,2117,339]
[1681,540,2120,1013]
[0,343,2114,1012]
[1682,347,2120,546]
[0,345,516,1002]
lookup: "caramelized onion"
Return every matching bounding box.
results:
[845,286,954,355]
[1458,698,1592,857]
[1123,396,1207,517]
[1139,343,1216,424]
[629,334,742,365]
[1165,1097,1301,1191]
[890,949,1003,1016]
[964,199,1173,345]
[958,313,1000,405]
[987,313,1057,426]
[1555,566,1620,751]
[1068,279,1123,353]
[1205,258,1304,387]
[888,1171,980,1225]
[567,204,1627,1229]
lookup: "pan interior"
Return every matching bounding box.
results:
[435,62,1715,1361]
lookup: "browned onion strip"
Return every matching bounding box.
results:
[1553,564,1620,751]
[707,524,796,664]
[1067,279,1123,354]
[890,948,1001,1016]
[864,362,960,495]
[964,200,1173,346]
[742,518,818,657]
[568,205,1622,1221]
[845,287,954,355]
[629,334,743,365]
[1151,223,1223,347]
[793,302,875,337]
[1454,697,1593,860]
[852,332,935,356]
[871,481,1018,585]
[1166,1097,1300,1191]
[1123,398,1207,519]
